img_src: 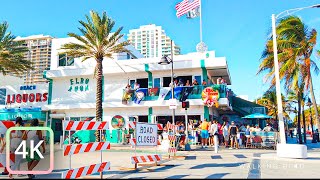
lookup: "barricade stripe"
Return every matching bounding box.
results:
[155,155,161,161]
[99,162,106,172]
[96,142,104,151]
[132,157,139,164]
[140,156,147,162]
[64,146,71,156]
[87,122,95,130]
[75,167,85,178]
[73,144,82,155]
[84,142,94,153]
[147,155,153,161]
[65,121,74,131]
[86,164,95,176]
[77,121,85,131]
[65,169,74,179]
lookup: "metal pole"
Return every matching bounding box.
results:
[100,129,103,179]
[171,40,175,126]
[199,0,203,42]
[185,109,188,142]
[271,14,286,144]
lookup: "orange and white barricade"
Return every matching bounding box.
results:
[62,121,110,179]
[129,122,163,169]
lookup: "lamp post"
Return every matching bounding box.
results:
[271,4,320,145]
[158,39,175,125]
[307,97,317,143]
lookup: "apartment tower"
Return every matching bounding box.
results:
[15,35,53,84]
[127,24,181,58]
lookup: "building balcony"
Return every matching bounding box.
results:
[123,84,231,105]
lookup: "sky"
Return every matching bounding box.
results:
[1,0,320,102]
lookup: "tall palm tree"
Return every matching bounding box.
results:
[0,21,32,76]
[257,16,319,139]
[256,89,290,121]
[61,11,130,141]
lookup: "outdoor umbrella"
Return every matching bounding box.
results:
[242,113,272,119]
[241,113,272,127]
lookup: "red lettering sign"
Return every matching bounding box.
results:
[5,93,48,104]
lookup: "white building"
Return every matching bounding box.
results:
[127,24,181,58]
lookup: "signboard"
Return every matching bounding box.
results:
[201,87,220,108]
[169,99,177,109]
[0,111,46,121]
[135,122,158,146]
[2,84,48,108]
[111,115,125,129]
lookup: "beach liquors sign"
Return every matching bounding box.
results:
[2,84,49,107]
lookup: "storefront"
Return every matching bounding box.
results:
[0,84,50,132]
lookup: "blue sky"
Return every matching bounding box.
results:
[1,0,320,102]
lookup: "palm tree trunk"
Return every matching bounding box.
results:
[302,106,307,144]
[297,95,302,144]
[309,78,320,131]
[95,59,103,142]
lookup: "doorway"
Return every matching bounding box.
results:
[51,119,63,143]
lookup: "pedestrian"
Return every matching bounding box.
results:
[228,121,239,149]
[22,119,46,179]
[222,121,229,148]
[199,118,210,148]
[209,120,217,147]
[0,117,25,179]
[263,124,274,132]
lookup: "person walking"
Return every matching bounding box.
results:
[222,121,229,148]
[199,118,210,148]
[0,117,25,179]
[228,121,239,149]
[209,120,217,147]
[22,119,46,179]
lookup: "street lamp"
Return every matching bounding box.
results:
[158,39,175,125]
[271,4,320,145]
[307,98,317,143]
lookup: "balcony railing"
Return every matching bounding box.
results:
[123,84,230,102]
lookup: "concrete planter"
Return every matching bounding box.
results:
[277,143,307,159]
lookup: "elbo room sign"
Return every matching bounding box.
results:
[135,123,158,146]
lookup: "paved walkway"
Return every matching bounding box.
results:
[0,137,319,179]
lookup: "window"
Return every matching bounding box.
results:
[58,53,74,66]
[194,75,201,85]
[154,78,160,88]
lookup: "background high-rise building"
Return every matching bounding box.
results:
[15,35,53,84]
[127,24,181,58]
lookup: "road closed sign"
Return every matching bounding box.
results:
[135,122,158,146]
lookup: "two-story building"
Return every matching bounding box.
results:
[44,37,265,143]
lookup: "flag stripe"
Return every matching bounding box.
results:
[176,0,200,17]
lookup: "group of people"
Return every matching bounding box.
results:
[196,119,276,149]
[0,117,45,179]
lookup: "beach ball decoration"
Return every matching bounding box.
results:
[201,87,220,108]
[111,115,126,129]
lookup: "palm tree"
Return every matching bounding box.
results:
[257,16,319,142]
[256,89,290,121]
[61,11,130,141]
[0,21,32,76]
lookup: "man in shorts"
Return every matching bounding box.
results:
[200,118,209,148]
[228,121,239,149]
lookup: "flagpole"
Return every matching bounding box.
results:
[196,0,207,53]
[199,0,203,43]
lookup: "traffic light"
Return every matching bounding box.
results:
[182,101,189,109]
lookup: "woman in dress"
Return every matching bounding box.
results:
[22,119,45,179]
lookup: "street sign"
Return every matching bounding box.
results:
[135,123,158,146]
[169,99,177,109]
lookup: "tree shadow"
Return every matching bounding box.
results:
[206,173,230,179]
[165,174,189,179]
[190,162,246,169]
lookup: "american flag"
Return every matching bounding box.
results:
[175,0,200,18]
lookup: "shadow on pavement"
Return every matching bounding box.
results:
[165,174,189,179]
[206,173,230,179]
[190,162,246,169]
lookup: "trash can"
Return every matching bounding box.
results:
[315,132,320,142]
